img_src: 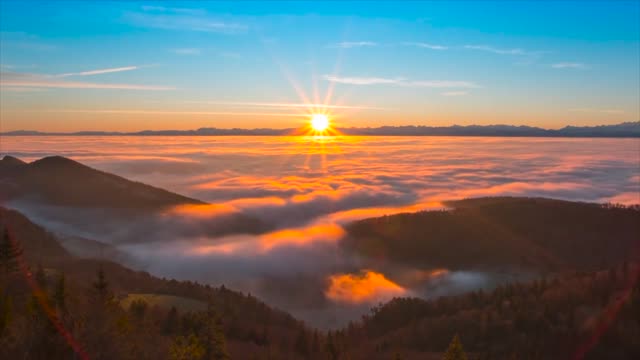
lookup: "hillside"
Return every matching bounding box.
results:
[2,200,639,358]
[0,155,204,209]
[338,264,640,359]
[343,197,640,272]
[0,206,317,359]
[0,155,271,241]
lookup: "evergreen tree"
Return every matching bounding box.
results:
[311,329,320,353]
[294,328,309,356]
[163,306,179,335]
[0,228,22,276]
[0,293,11,339]
[92,267,112,304]
[129,299,148,322]
[325,331,339,360]
[35,264,47,288]
[170,334,205,360]
[443,334,467,360]
[52,273,67,315]
[204,301,229,360]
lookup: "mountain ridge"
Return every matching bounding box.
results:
[2,121,639,137]
[0,155,205,209]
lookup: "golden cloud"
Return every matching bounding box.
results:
[325,270,406,304]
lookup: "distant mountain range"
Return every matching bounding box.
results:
[3,121,639,137]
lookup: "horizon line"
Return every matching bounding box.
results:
[1,121,638,138]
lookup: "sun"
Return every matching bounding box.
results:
[310,114,330,132]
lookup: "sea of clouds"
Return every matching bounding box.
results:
[3,135,639,327]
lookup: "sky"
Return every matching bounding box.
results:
[0,1,639,132]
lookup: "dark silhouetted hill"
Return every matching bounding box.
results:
[344,197,640,272]
[0,155,204,209]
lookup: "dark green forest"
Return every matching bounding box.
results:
[2,197,639,359]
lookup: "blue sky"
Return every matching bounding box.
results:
[0,1,638,131]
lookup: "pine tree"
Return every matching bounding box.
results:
[443,334,467,360]
[0,228,22,276]
[92,267,112,304]
[35,264,47,288]
[204,301,229,360]
[294,328,309,356]
[311,329,320,353]
[0,293,11,338]
[325,331,339,360]
[163,306,179,335]
[53,273,67,315]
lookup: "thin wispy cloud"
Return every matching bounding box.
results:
[323,75,480,88]
[464,45,527,55]
[403,42,447,50]
[171,48,202,55]
[442,91,468,96]
[37,109,303,117]
[124,7,247,33]
[140,5,205,15]
[331,41,377,49]
[569,108,624,114]
[552,62,588,69]
[0,86,45,92]
[185,101,387,110]
[56,66,140,77]
[219,51,241,59]
[0,72,173,90]
[323,75,398,86]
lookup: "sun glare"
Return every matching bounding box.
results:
[310,114,330,132]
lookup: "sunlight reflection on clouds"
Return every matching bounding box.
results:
[2,135,639,320]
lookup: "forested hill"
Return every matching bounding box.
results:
[343,197,640,272]
[0,207,315,359]
[339,264,640,359]
[2,201,639,359]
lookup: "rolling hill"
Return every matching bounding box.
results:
[0,155,204,209]
[343,197,640,272]
[0,206,314,359]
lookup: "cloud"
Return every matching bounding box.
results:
[140,5,205,15]
[124,8,247,33]
[403,42,447,50]
[56,66,140,77]
[331,41,377,48]
[552,62,588,69]
[0,86,46,92]
[171,48,202,55]
[35,109,302,116]
[463,45,528,55]
[185,100,387,110]
[4,137,639,328]
[323,75,480,88]
[569,108,624,114]
[325,270,406,304]
[219,51,241,59]
[0,72,173,90]
[442,91,468,96]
